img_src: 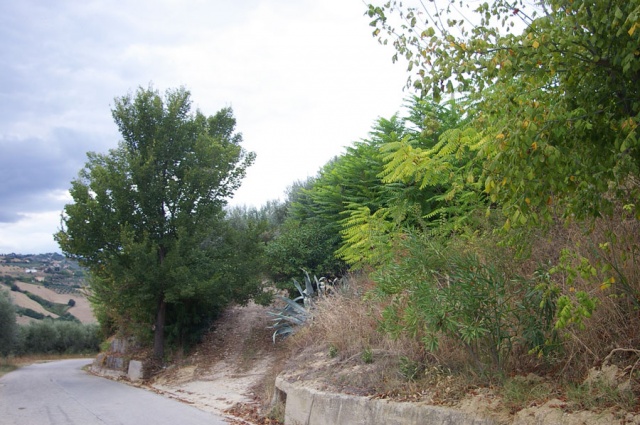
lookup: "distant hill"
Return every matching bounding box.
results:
[0,254,95,324]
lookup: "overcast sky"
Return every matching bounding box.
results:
[0,0,409,254]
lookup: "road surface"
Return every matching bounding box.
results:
[0,358,228,425]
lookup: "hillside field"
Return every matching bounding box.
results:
[2,281,95,325]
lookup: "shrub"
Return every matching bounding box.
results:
[13,321,100,355]
[0,290,17,356]
[525,209,640,380]
[374,233,557,374]
[17,308,46,320]
[21,320,59,354]
[264,219,346,288]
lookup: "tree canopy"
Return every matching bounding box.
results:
[55,86,257,358]
[368,0,640,226]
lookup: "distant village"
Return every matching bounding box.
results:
[0,253,86,292]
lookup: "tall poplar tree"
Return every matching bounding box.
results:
[56,86,256,359]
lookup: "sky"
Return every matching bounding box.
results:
[0,0,410,254]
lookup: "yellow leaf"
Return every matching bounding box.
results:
[629,23,637,36]
[532,40,540,49]
[531,142,538,150]
[496,133,505,139]
[525,198,531,205]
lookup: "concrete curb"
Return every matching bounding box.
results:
[275,376,497,425]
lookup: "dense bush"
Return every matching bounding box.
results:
[374,233,558,373]
[14,320,100,355]
[264,218,345,288]
[17,307,47,320]
[0,290,17,356]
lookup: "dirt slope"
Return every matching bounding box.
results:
[146,301,640,425]
[148,302,277,422]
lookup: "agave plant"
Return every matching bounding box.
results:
[269,270,324,342]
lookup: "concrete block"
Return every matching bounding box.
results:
[128,360,145,382]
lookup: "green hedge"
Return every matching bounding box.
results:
[13,320,100,355]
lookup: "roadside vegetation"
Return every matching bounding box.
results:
[22,0,638,421]
[254,0,640,418]
[0,289,99,377]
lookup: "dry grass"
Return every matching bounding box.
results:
[274,209,640,414]
[521,210,640,382]
[293,275,386,359]
[281,275,481,403]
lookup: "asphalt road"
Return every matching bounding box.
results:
[0,358,228,425]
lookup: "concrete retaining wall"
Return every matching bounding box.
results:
[90,337,147,382]
[275,376,497,425]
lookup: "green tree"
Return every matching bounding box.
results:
[264,178,347,285]
[368,0,640,225]
[55,86,256,359]
[0,290,17,356]
[336,98,468,267]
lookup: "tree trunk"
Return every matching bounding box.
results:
[153,296,166,360]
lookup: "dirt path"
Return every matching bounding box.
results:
[148,303,277,422]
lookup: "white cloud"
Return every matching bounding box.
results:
[0,0,409,252]
[0,212,63,254]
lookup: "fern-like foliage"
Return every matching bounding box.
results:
[336,205,395,268]
[379,115,490,234]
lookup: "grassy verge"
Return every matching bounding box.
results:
[0,360,18,378]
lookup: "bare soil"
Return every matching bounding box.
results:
[147,302,280,424]
[9,290,60,320]
[9,281,95,324]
